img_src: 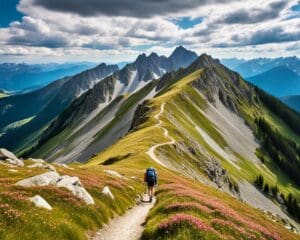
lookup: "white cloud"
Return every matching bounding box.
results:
[0,0,298,62]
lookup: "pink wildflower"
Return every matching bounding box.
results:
[159,213,214,233]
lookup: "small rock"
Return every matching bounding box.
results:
[102,186,114,200]
[104,170,126,179]
[56,176,95,205]
[45,164,56,172]
[54,163,74,170]
[16,171,60,187]
[28,158,45,164]
[29,195,52,210]
[27,163,56,172]
[27,163,44,168]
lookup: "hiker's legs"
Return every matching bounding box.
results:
[149,186,155,198]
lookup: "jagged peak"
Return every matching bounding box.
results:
[169,45,197,59]
[188,53,220,71]
[135,53,147,63]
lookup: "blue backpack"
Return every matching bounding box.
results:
[146,168,156,183]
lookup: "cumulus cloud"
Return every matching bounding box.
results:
[220,1,288,24]
[0,0,298,62]
[7,17,69,48]
[29,0,234,18]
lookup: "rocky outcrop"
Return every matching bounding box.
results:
[0,148,24,166]
[204,157,240,196]
[29,195,52,210]
[16,171,94,204]
[130,101,151,131]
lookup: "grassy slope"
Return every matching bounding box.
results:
[86,69,299,239]
[0,160,144,240]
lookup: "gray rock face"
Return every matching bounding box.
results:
[0,148,24,166]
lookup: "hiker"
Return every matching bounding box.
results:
[144,167,158,202]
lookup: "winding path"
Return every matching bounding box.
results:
[91,103,173,240]
[146,103,175,167]
[91,195,155,240]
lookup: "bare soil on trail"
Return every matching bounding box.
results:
[91,195,155,240]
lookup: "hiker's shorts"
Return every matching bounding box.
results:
[147,181,155,187]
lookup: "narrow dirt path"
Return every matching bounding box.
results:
[91,103,171,240]
[146,103,175,167]
[91,195,155,240]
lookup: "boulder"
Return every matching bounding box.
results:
[0,148,18,160]
[15,172,95,205]
[5,158,24,167]
[56,176,95,205]
[102,186,114,200]
[16,171,60,187]
[29,195,52,210]
[0,148,24,167]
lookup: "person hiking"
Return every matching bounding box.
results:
[144,167,158,202]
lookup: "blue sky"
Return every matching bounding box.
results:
[173,17,203,29]
[0,0,23,27]
[0,0,299,63]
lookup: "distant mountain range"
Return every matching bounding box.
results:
[221,57,300,112]
[0,46,197,155]
[281,95,300,113]
[0,62,97,92]
[246,66,300,97]
[221,56,300,78]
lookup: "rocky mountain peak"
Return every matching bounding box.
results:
[168,46,198,69]
[188,53,220,72]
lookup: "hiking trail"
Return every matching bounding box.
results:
[146,103,175,167]
[92,103,171,240]
[91,195,155,240]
